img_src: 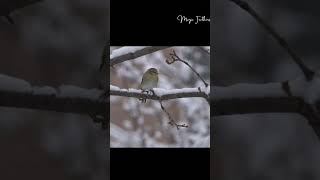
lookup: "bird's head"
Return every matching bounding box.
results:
[147,68,158,75]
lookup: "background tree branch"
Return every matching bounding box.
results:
[228,0,315,81]
[0,74,106,115]
[214,97,304,116]
[110,46,171,66]
[213,79,320,140]
[1,0,43,20]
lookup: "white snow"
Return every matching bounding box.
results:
[110,85,142,93]
[110,46,150,59]
[33,86,57,96]
[289,73,320,104]
[153,87,209,96]
[0,74,32,93]
[110,85,120,91]
[58,85,102,99]
[213,72,320,105]
[110,85,209,97]
[0,74,104,101]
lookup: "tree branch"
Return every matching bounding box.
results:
[110,46,171,66]
[166,50,209,87]
[158,99,188,130]
[110,85,210,102]
[0,74,106,115]
[213,97,304,116]
[1,0,43,19]
[214,76,320,139]
[0,88,106,114]
[228,0,315,81]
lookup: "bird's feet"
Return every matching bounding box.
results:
[139,89,155,103]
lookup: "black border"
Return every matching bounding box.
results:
[110,148,210,179]
[110,0,210,45]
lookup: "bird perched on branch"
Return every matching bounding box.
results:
[0,0,43,24]
[139,68,159,103]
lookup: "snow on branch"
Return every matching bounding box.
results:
[213,76,320,116]
[0,74,106,115]
[110,46,171,66]
[110,85,210,102]
[214,76,320,139]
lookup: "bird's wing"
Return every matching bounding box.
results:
[139,75,146,89]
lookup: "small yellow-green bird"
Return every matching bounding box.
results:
[139,68,159,90]
[139,68,158,102]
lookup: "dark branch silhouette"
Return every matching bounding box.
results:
[0,0,43,23]
[228,0,315,81]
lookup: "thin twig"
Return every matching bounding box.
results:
[198,46,210,55]
[158,99,188,130]
[123,78,146,146]
[166,50,209,87]
[228,0,315,81]
[88,112,107,130]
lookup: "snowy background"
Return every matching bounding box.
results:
[213,1,320,179]
[0,1,108,179]
[110,46,210,147]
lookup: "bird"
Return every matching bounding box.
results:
[139,68,159,102]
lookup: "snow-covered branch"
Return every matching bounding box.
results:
[110,85,210,102]
[0,74,106,115]
[213,75,320,116]
[110,46,171,66]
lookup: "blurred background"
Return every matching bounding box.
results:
[0,0,108,179]
[213,1,320,179]
[110,46,210,147]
